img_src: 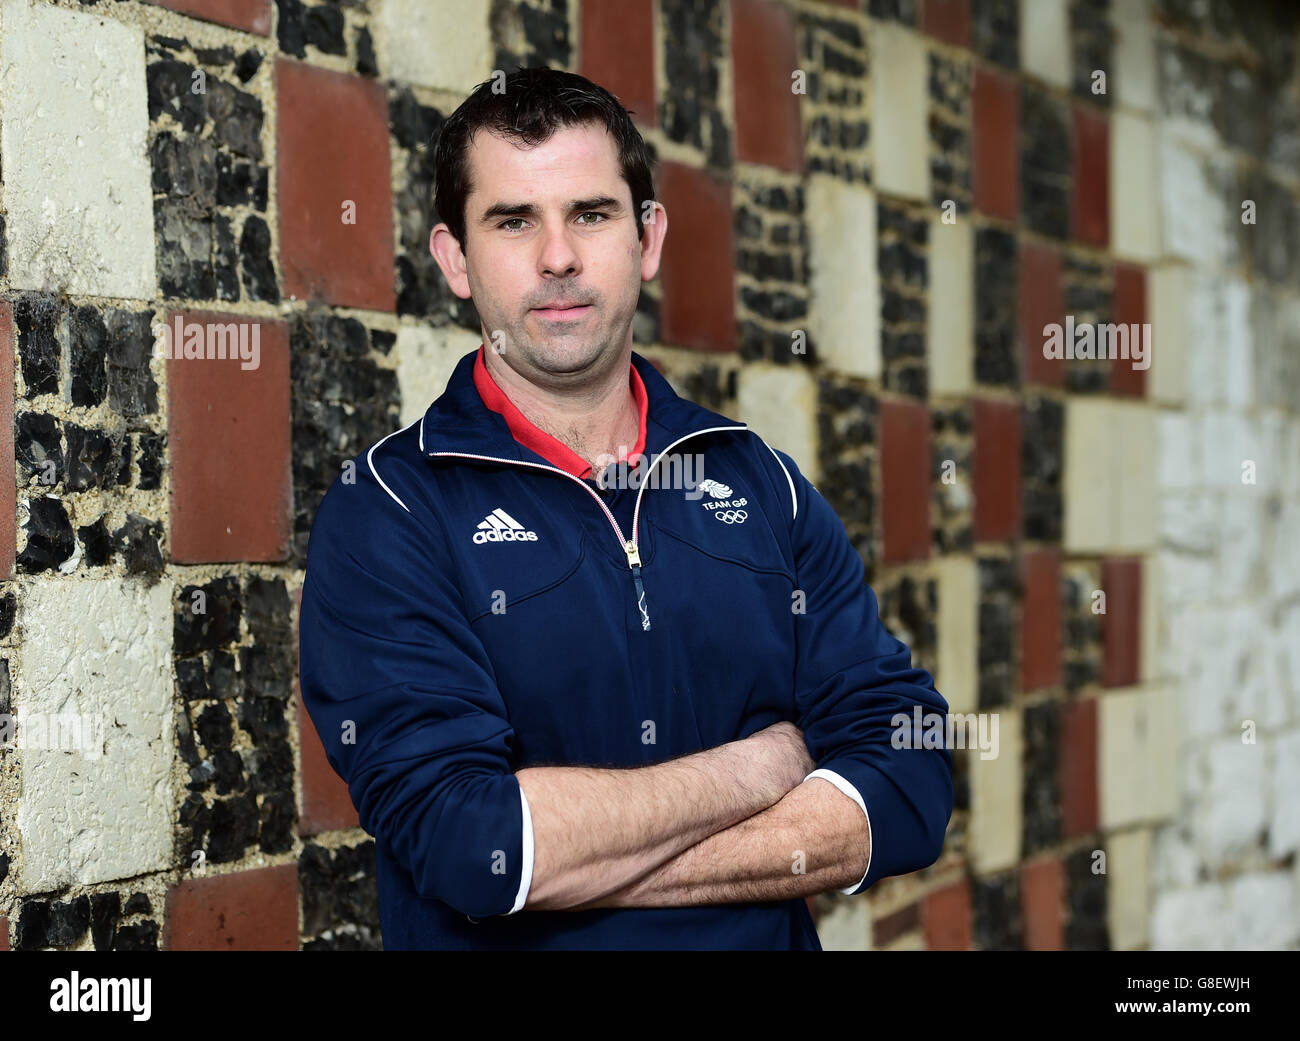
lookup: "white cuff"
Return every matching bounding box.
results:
[803,768,872,894]
[504,783,535,914]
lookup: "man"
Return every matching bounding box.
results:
[298,67,952,950]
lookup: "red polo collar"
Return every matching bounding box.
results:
[472,345,648,480]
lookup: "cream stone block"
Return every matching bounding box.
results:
[816,894,871,950]
[736,363,819,481]
[1020,0,1071,88]
[377,0,491,93]
[1065,399,1157,552]
[805,174,881,379]
[1114,401,1158,551]
[0,0,156,298]
[396,323,483,428]
[1107,827,1152,950]
[1099,684,1180,829]
[1111,111,1161,262]
[1112,0,1157,112]
[933,556,977,715]
[969,707,1022,874]
[928,218,974,396]
[1140,554,1162,683]
[1161,135,1229,268]
[871,23,930,200]
[16,579,174,893]
[1063,399,1115,553]
[1148,264,1189,405]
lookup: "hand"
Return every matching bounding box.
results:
[745,721,816,806]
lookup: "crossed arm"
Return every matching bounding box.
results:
[516,721,871,912]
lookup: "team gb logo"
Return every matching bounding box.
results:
[697,479,733,499]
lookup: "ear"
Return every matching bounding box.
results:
[429,223,472,299]
[636,201,668,283]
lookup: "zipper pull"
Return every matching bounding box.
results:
[625,540,651,631]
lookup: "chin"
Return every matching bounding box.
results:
[526,337,612,374]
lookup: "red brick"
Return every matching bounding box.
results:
[152,0,271,35]
[1061,697,1099,836]
[277,60,395,311]
[0,915,8,951]
[731,0,803,172]
[580,0,656,127]
[880,400,932,564]
[0,302,13,580]
[922,0,971,47]
[295,582,358,835]
[972,398,1021,542]
[1021,548,1062,690]
[873,901,921,945]
[1018,240,1065,388]
[1071,105,1110,248]
[298,681,360,836]
[1020,856,1065,950]
[658,162,737,351]
[1109,263,1148,398]
[167,310,291,563]
[1101,557,1142,687]
[165,865,298,950]
[972,68,1019,222]
[923,879,972,950]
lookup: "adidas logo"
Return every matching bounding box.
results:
[472,508,540,544]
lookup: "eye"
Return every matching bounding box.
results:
[498,213,606,231]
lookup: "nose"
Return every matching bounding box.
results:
[537,220,581,280]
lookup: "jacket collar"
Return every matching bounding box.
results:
[419,345,747,466]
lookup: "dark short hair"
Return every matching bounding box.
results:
[432,67,656,251]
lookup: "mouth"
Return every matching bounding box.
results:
[531,302,593,322]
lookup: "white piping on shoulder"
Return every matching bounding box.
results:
[759,437,798,521]
[366,418,423,513]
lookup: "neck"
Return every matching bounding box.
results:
[483,347,640,475]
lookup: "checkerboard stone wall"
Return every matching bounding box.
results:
[0,0,1297,951]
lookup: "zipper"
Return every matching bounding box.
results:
[428,424,746,632]
[624,539,650,631]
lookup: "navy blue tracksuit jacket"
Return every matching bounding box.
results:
[298,346,953,950]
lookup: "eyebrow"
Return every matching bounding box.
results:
[477,195,625,225]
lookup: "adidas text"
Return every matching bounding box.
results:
[473,528,540,544]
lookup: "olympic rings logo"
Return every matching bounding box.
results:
[713,509,748,524]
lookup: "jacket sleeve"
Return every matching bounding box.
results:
[297,461,532,919]
[761,443,953,894]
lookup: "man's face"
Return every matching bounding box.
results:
[430,121,666,385]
